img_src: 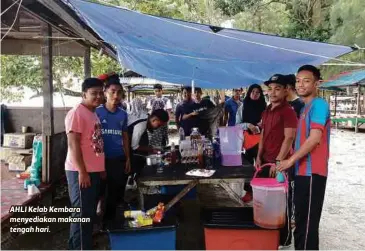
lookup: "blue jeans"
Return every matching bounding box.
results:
[66,171,101,250]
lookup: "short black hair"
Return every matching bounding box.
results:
[297,65,321,80]
[182,86,192,92]
[194,87,202,93]
[286,74,296,89]
[153,84,163,90]
[150,109,169,123]
[82,78,104,92]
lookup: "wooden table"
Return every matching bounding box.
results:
[137,157,255,209]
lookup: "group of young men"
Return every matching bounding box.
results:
[64,64,330,250]
[64,77,172,249]
[231,65,329,250]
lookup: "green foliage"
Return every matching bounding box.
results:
[1,55,42,102]
[214,0,257,16]
[329,0,365,47]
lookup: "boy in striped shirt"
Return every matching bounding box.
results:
[277,65,330,250]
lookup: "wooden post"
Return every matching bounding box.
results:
[84,46,91,79]
[334,92,337,117]
[41,23,54,183]
[355,85,361,133]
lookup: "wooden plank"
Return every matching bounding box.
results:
[219,180,246,206]
[1,0,20,31]
[84,46,91,78]
[41,23,54,183]
[165,180,198,212]
[139,177,246,186]
[36,0,116,59]
[1,38,85,56]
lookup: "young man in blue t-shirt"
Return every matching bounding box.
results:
[96,79,131,226]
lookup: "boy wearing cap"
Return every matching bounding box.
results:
[256,74,298,247]
[286,74,305,118]
[277,65,330,250]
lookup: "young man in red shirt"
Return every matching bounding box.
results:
[277,65,330,250]
[256,74,298,247]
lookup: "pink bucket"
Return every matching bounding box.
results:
[250,164,288,229]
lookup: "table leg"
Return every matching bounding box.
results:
[138,186,145,211]
[219,180,246,207]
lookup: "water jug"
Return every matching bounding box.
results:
[218,126,243,166]
[250,164,288,229]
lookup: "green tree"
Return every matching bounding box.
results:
[0,50,122,102]
[329,0,365,47]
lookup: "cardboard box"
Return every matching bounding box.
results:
[6,154,32,171]
[3,133,36,149]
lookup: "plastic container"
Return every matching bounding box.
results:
[218,126,243,166]
[202,207,279,250]
[108,217,177,250]
[250,164,287,229]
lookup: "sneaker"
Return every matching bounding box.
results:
[279,244,293,250]
[241,192,253,203]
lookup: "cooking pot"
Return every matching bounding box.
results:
[146,154,159,166]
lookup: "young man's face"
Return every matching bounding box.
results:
[150,117,163,129]
[250,88,261,100]
[105,84,123,106]
[233,89,240,100]
[183,89,192,101]
[83,87,104,108]
[195,91,202,101]
[154,88,163,98]
[267,83,287,104]
[296,70,318,97]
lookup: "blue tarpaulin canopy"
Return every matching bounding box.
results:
[64,0,354,88]
[320,69,365,88]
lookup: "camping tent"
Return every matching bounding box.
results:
[63,0,354,88]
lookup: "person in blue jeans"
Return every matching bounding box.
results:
[96,78,131,228]
[64,78,105,250]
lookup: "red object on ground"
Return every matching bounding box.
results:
[241,192,253,203]
[204,228,279,250]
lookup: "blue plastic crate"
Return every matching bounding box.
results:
[108,226,176,250]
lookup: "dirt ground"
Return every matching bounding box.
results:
[319,129,365,249]
[2,130,365,250]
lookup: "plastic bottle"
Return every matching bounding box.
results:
[212,138,221,165]
[179,127,185,143]
[170,142,177,165]
[156,151,163,174]
[204,141,214,169]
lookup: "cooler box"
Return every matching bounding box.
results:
[108,216,177,250]
[202,207,279,250]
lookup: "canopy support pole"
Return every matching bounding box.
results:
[355,85,361,133]
[84,46,91,78]
[334,92,337,117]
[191,80,195,96]
[41,23,54,183]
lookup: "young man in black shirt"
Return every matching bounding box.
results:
[286,74,305,118]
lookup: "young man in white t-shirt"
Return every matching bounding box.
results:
[146,84,172,147]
